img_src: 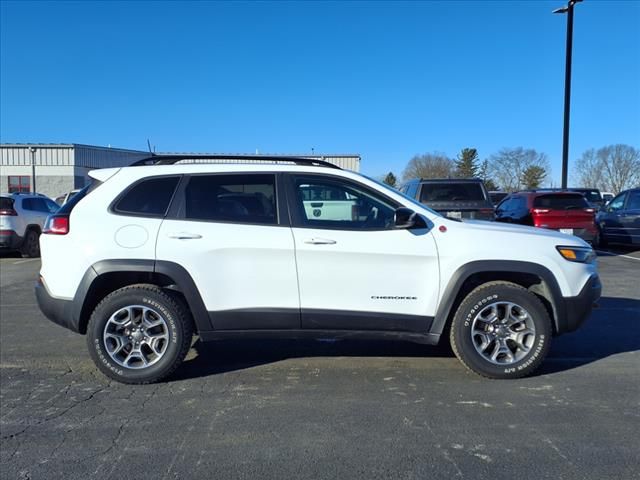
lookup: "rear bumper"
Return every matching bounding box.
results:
[0,230,22,249]
[556,274,601,335]
[35,277,81,333]
[439,210,495,221]
[568,228,596,243]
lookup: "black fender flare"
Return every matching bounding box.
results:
[430,260,565,336]
[72,259,212,334]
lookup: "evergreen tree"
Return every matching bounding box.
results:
[455,148,479,178]
[383,172,398,188]
[521,165,547,189]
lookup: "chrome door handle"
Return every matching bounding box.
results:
[304,238,336,245]
[168,232,202,240]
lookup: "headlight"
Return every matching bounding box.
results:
[556,246,596,263]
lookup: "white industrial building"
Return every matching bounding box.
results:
[0,144,361,199]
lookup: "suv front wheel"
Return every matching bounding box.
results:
[450,281,552,379]
[87,284,193,384]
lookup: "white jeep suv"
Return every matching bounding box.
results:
[35,155,601,384]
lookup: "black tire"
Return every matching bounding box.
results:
[449,281,552,379]
[21,229,40,258]
[86,284,193,384]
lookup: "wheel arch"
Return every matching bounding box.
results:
[73,259,211,334]
[431,261,564,337]
[25,223,42,234]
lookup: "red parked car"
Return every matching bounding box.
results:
[495,191,597,243]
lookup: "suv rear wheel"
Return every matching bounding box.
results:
[86,284,193,384]
[450,281,552,379]
[21,229,40,258]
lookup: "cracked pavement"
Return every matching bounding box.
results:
[0,253,639,479]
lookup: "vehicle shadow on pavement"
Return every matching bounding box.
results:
[538,296,640,375]
[173,296,640,380]
[174,338,455,380]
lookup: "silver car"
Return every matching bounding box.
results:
[0,193,59,257]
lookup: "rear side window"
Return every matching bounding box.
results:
[420,183,486,202]
[114,176,180,217]
[183,174,276,225]
[405,183,419,199]
[533,194,588,209]
[22,197,59,213]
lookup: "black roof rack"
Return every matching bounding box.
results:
[129,154,341,170]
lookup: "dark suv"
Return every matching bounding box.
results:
[495,191,597,243]
[399,178,494,221]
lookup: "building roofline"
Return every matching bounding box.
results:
[1,144,360,159]
[0,143,149,154]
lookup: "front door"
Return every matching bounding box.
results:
[285,173,440,333]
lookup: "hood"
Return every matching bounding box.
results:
[454,219,590,245]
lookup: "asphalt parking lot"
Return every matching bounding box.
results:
[1,250,639,480]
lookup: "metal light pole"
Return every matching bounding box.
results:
[553,0,583,189]
[29,147,37,193]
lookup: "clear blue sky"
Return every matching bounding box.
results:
[1,0,639,183]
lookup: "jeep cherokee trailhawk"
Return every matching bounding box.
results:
[35,155,601,384]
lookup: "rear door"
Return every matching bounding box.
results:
[156,173,300,330]
[286,173,439,332]
[21,197,59,227]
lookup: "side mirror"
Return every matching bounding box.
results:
[394,207,418,229]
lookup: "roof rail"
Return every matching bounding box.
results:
[129,154,341,170]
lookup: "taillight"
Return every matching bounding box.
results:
[0,208,17,216]
[479,208,495,213]
[585,208,595,214]
[43,215,69,235]
[531,208,550,214]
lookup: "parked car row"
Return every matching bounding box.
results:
[398,178,639,247]
[0,187,87,257]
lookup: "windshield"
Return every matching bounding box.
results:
[361,174,442,217]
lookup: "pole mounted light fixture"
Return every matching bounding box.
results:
[29,147,37,194]
[553,0,583,189]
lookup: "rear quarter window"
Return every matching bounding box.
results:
[1,197,14,210]
[113,176,180,217]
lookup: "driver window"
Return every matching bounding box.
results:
[293,176,397,230]
[608,193,626,212]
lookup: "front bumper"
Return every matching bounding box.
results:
[35,277,81,333]
[557,274,601,335]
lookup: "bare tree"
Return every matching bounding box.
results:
[402,153,454,181]
[574,145,640,193]
[488,147,550,191]
[573,149,603,189]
